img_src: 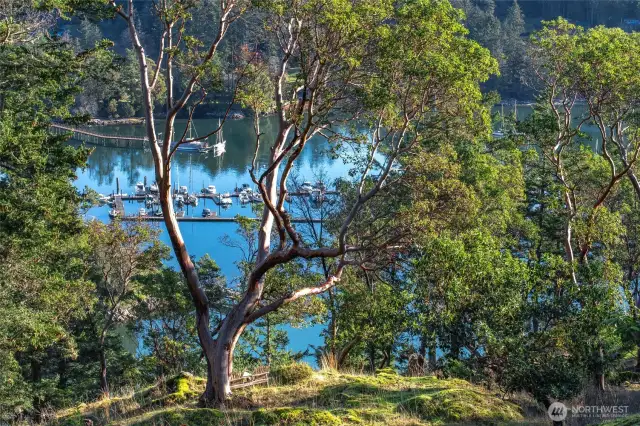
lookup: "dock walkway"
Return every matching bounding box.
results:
[120,215,322,223]
[51,124,148,148]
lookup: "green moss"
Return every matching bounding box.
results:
[159,373,200,405]
[398,388,522,424]
[271,362,314,385]
[598,415,640,426]
[252,408,341,425]
[127,408,226,426]
[375,367,398,376]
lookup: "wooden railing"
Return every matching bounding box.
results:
[230,366,270,390]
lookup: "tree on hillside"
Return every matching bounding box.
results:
[86,221,165,397]
[108,0,496,405]
[0,0,110,418]
[500,0,529,98]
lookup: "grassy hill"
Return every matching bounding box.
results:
[53,368,532,425]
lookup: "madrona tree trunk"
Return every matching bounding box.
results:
[208,137,287,405]
[158,179,218,402]
[99,343,109,397]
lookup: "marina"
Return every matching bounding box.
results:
[97,179,336,224]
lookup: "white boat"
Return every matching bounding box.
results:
[205,185,217,194]
[202,208,212,217]
[135,182,146,196]
[161,121,212,152]
[108,209,120,219]
[300,181,314,193]
[138,208,147,216]
[150,183,159,193]
[239,193,250,204]
[210,119,226,156]
[97,194,110,203]
[220,193,232,206]
[179,185,188,195]
[186,194,199,206]
[251,193,263,203]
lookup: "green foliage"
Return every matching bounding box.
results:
[271,362,314,385]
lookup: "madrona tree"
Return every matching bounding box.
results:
[107,0,496,404]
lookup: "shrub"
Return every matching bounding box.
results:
[272,362,314,385]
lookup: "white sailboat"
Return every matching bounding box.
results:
[212,119,226,156]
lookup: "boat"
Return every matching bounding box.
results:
[97,194,110,203]
[108,209,120,219]
[150,183,159,193]
[135,182,146,196]
[315,181,326,190]
[300,181,314,193]
[202,208,212,217]
[161,120,213,152]
[138,208,147,216]
[239,193,250,204]
[205,185,217,194]
[220,193,232,206]
[251,193,263,203]
[186,194,199,206]
[175,210,185,218]
[210,119,226,156]
[179,185,188,195]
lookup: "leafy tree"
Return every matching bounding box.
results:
[85,220,166,397]
[78,17,102,49]
[0,0,108,419]
[108,0,496,405]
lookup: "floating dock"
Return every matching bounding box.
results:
[120,215,323,223]
[113,191,338,202]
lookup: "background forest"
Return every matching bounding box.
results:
[4,0,640,425]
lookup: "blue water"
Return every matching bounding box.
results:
[73,117,349,362]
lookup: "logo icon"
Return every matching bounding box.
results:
[548,402,568,421]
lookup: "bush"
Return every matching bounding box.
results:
[272,362,314,385]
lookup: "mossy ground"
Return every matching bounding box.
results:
[53,369,529,425]
[598,414,640,425]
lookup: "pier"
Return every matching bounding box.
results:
[51,124,149,148]
[120,215,323,223]
[113,191,338,202]
[104,183,335,225]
